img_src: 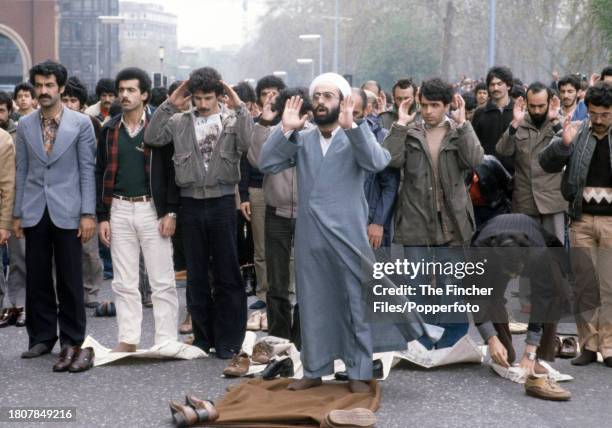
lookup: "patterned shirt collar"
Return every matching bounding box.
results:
[120,109,146,138]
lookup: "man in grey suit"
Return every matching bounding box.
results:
[13,61,96,369]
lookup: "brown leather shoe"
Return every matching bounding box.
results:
[53,345,78,372]
[0,308,17,328]
[321,408,377,428]
[14,307,26,327]
[179,313,192,335]
[68,347,95,373]
[524,375,570,401]
[222,352,250,377]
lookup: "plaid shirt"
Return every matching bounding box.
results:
[40,106,64,154]
[101,113,151,209]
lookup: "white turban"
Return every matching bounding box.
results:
[309,72,352,98]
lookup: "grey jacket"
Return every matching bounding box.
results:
[144,100,253,199]
[383,120,483,246]
[13,108,96,229]
[496,114,566,215]
[247,123,298,218]
[539,120,612,220]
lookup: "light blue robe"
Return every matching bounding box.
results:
[259,121,430,379]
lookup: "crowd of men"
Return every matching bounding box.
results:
[0,58,611,399]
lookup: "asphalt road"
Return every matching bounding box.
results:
[1,281,611,428]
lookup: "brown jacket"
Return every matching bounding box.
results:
[383,120,483,246]
[496,114,566,215]
[0,128,16,230]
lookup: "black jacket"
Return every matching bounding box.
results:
[95,112,180,222]
[471,100,515,173]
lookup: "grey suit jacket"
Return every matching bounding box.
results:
[13,108,96,229]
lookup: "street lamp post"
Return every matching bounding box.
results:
[298,34,323,74]
[159,46,165,87]
[297,58,314,82]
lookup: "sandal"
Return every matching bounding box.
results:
[184,395,219,422]
[559,337,578,359]
[169,400,210,427]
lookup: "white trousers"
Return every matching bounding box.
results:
[110,199,178,345]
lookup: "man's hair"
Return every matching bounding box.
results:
[95,78,117,97]
[463,92,477,111]
[352,88,368,110]
[558,75,580,91]
[255,75,286,102]
[233,81,256,104]
[486,65,513,88]
[360,80,382,94]
[168,80,183,97]
[584,82,612,108]
[392,78,417,97]
[149,87,168,108]
[601,66,612,80]
[115,67,152,103]
[188,67,223,96]
[474,82,487,93]
[0,91,13,112]
[510,84,526,99]
[62,76,88,106]
[419,78,454,105]
[29,60,68,87]
[526,81,551,102]
[13,82,36,100]
[273,87,313,117]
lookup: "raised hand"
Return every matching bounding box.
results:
[511,96,526,127]
[169,80,191,109]
[589,73,601,87]
[376,91,388,115]
[281,96,308,132]
[397,99,416,126]
[339,95,355,129]
[450,93,466,125]
[548,95,561,121]
[260,93,277,122]
[221,80,242,109]
[562,113,579,146]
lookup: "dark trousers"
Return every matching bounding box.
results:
[181,196,246,354]
[24,209,86,349]
[264,207,300,344]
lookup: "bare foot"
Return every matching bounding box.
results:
[349,380,371,393]
[287,377,322,390]
[112,342,137,353]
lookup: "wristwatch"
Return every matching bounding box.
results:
[526,351,537,361]
[166,212,177,219]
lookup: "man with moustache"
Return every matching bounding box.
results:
[259,73,431,393]
[540,82,612,368]
[472,66,515,173]
[96,67,179,353]
[85,78,117,125]
[558,75,588,121]
[145,67,253,359]
[379,78,418,130]
[474,82,489,109]
[496,82,567,242]
[13,61,96,371]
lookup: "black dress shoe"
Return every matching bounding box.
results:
[21,343,52,359]
[334,359,383,382]
[14,307,26,327]
[571,349,597,366]
[604,357,612,367]
[0,308,17,328]
[68,347,95,372]
[53,345,78,372]
[262,357,294,380]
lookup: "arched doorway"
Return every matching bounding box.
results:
[0,24,32,91]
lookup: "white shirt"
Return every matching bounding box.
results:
[318,126,341,156]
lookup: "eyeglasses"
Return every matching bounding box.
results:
[589,112,612,120]
[312,92,339,102]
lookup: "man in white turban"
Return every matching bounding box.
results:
[259,73,433,392]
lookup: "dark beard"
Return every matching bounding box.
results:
[313,105,340,126]
[531,110,548,128]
